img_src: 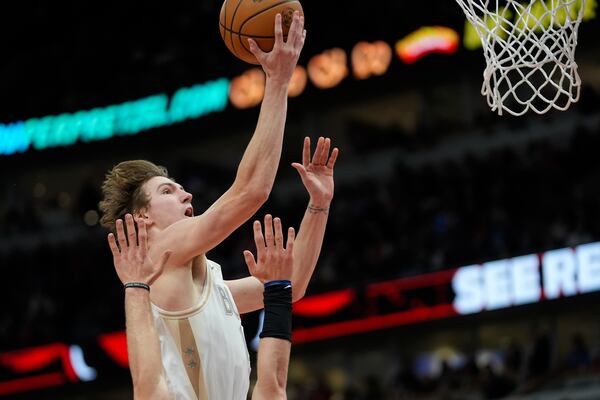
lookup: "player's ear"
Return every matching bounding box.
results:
[134,208,153,226]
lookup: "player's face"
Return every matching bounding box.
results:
[141,176,194,230]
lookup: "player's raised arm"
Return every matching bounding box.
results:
[227,137,338,313]
[243,217,295,400]
[108,214,172,400]
[288,136,337,300]
[221,11,306,202]
[151,12,306,265]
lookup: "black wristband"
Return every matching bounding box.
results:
[124,282,150,291]
[260,283,292,342]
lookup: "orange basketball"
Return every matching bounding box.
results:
[220,0,304,65]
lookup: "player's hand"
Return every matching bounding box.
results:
[248,11,306,85]
[243,215,295,283]
[107,214,171,286]
[292,136,339,207]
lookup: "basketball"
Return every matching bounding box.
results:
[220,0,304,65]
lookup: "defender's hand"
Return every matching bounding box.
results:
[243,214,295,283]
[107,214,171,286]
[248,12,306,85]
[292,136,339,207]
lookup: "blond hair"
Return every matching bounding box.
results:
[99,160,170,231]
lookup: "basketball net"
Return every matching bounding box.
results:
[455,0,586,116]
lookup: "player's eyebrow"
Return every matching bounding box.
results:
[156,182,177,192]
[156,182,186,192]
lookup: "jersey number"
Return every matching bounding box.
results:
[217,285,235,316]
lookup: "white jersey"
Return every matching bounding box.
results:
[151,259,251,400]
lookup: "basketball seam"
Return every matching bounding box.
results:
[223,0,227,35]
[221,2,230,52]
[230,0,245,59]
[238,0,300,55]
[219,22,290,39]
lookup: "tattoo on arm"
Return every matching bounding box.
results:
[307,204,329,215]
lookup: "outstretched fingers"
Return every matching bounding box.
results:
[294,25,306,51]
[273,217,284,250]
[312,137,324,165]
[125,214,137,248]
[248,39,265,61]
[136,218,148,259]
[302,136,310,167]
[137,218,147,246]
[253,220,266,263]
[264,214,274,247]
[115,219,128,250]
[243,250,257,274]
[107,233,120,258]
[285,227,295,253]
[319,138,331,165]
[246,216,295,282]
[274,13,284,48]
[327,147,340,169]
[289,13,304,48]
[284,12,298,45]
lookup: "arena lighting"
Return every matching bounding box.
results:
[463,0,597,50]
[0,374,66,397]
[293,289,356,317]
[395,26,460,64]
[0,343,79,396]
[0,343,96,396]
[453,242,600,314]
[307,48,349,89]
[292,269,459,343]
[98,331,129,368]
[229,66,308,108]
[287,66,308,97]
[229,68,266,109]
[0,78,230,156]
[351,41,393,80]
[1,29,469,157]
[68,345,97,382]
[293,304,457,343]
[294,242,600,343]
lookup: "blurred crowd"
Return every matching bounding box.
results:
[2,105,600,349]
[321,123,600,290]
[285,331,600,399]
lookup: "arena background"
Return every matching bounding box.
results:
[1,1,600,399]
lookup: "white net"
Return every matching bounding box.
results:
[455,0,586,116]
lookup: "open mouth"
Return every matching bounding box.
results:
[184,206,194,217]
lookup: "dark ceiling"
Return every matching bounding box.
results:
[0,1,474,120]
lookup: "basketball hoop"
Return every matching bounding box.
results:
[455,0,586,116]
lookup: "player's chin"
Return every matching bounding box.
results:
[179,214,196,223]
